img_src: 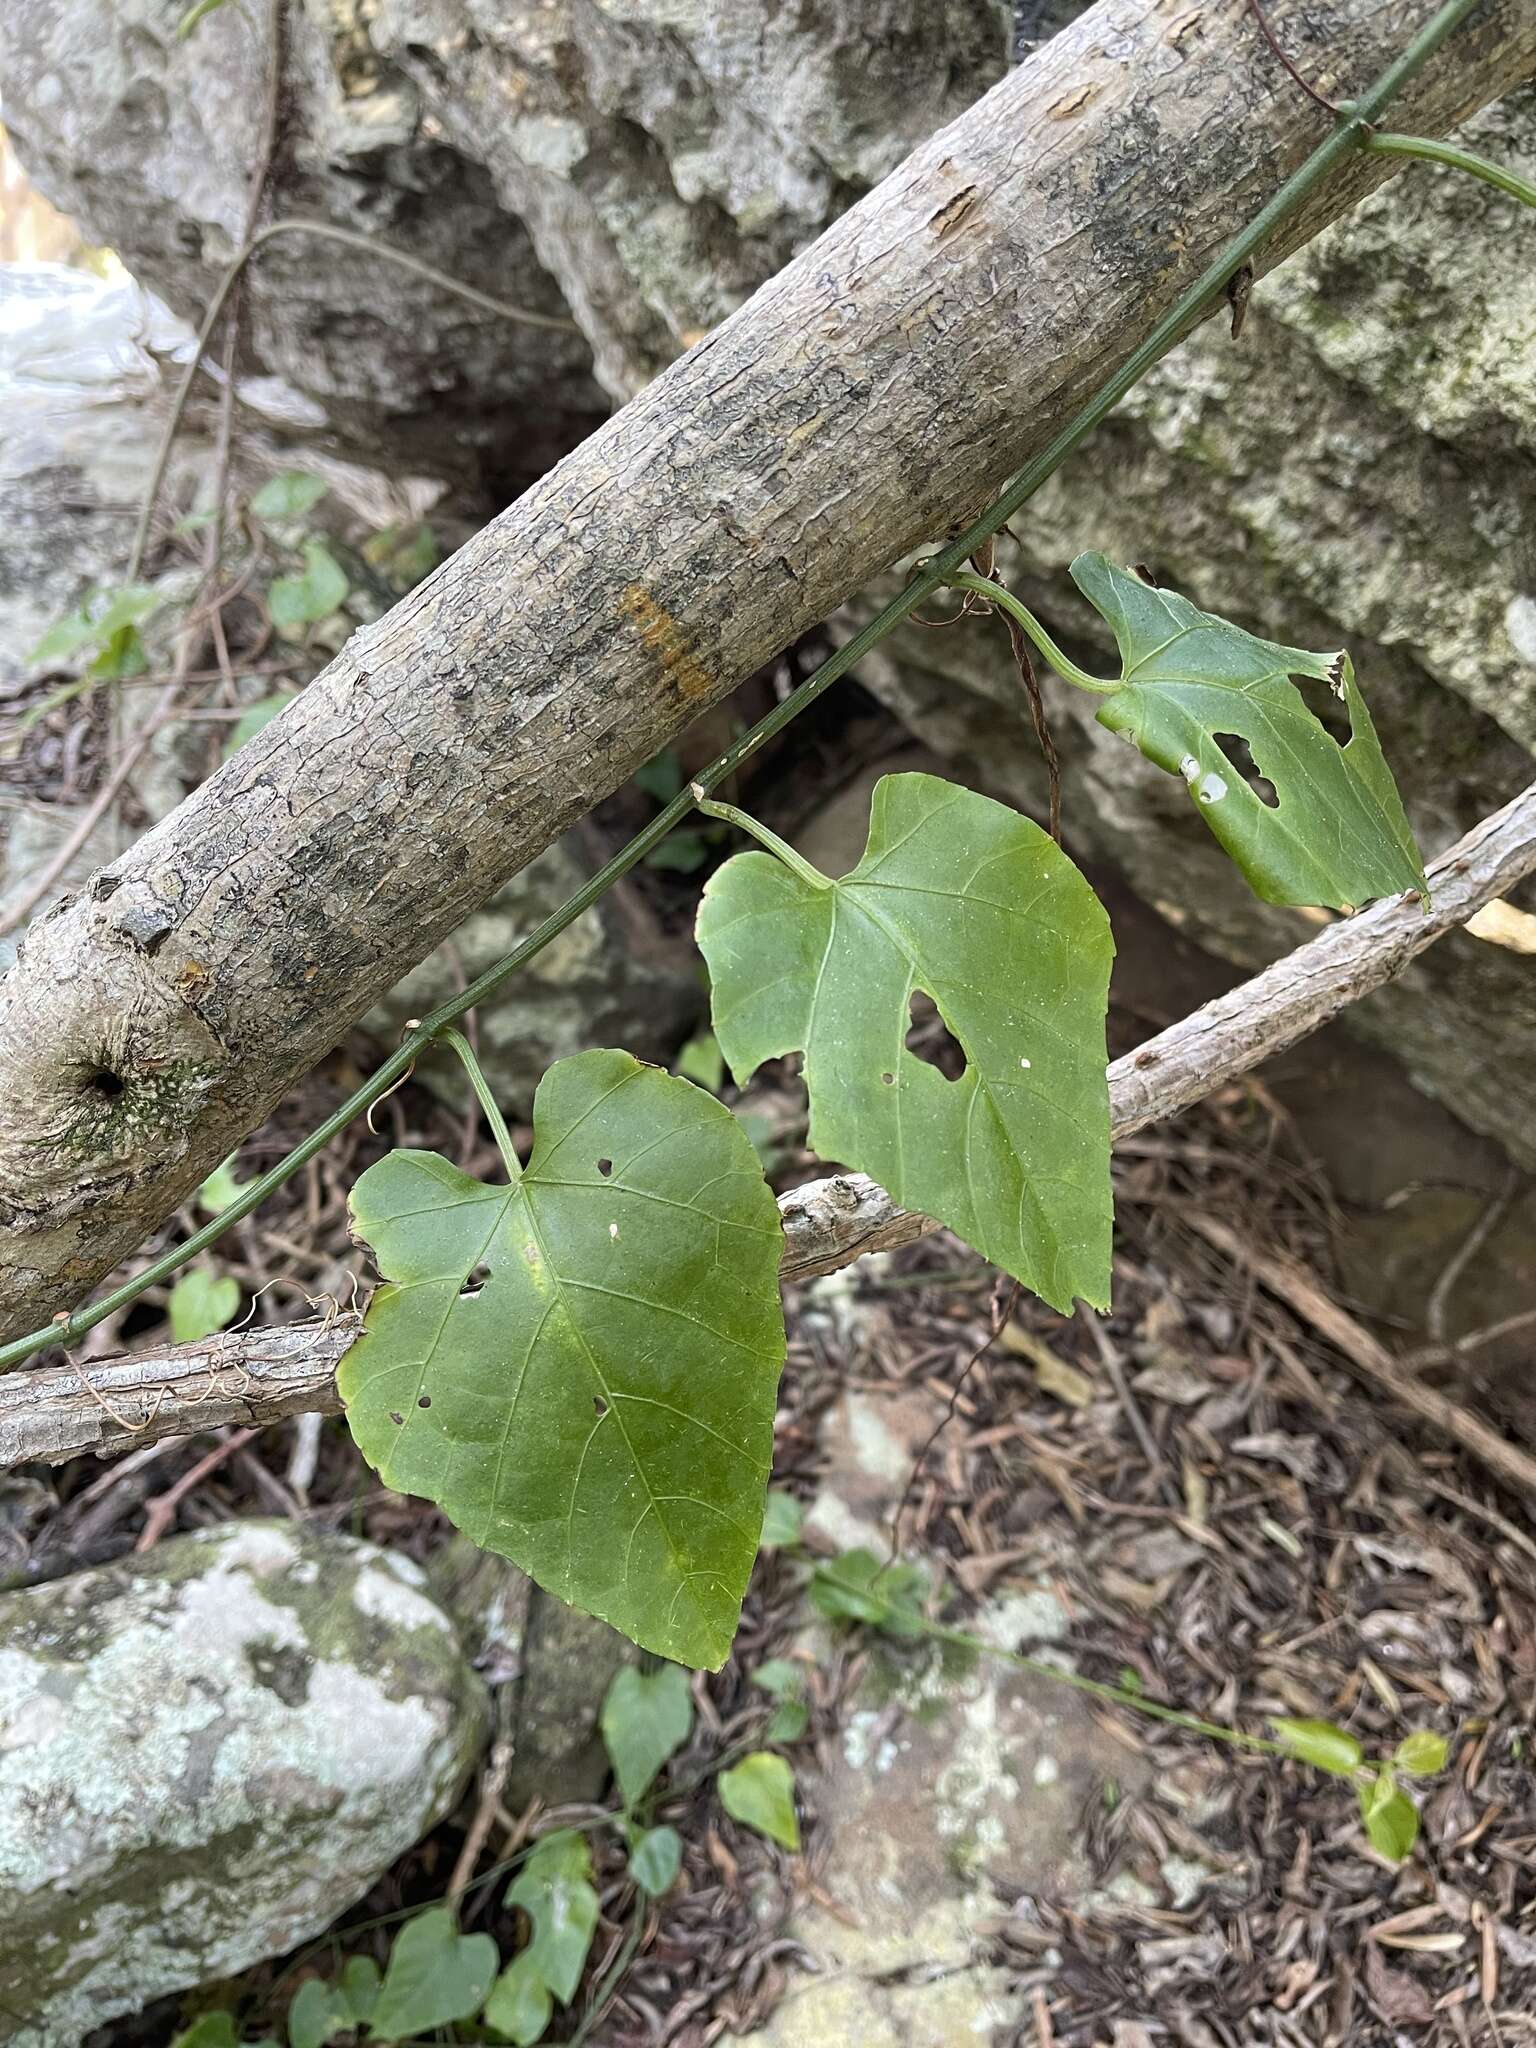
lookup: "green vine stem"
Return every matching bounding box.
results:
[437,1027,523,1183]
[691,789,833,889]
[947,571,1119,695]
[0,0,1489,1377]
[1364,130,1536,208]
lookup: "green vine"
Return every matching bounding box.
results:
[2,0,1502,1380]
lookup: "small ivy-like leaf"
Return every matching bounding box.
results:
[1358,1769,1420,1862]
[808,1548,927,1638]
[635,750,685,804]
[483,1957,551,2046]
[646,829,712,874]
[698,773,1113,1312]
[718,1752,800,1851]
[341,1049,786,1667]
[250,471,328,521]
[168,1267,240,1344]
[286,1976,354,2048]
[337,1955,380,2024]
[628,1823,683,1897]
[1269,1716,1364,1778]
[224,692,298,758]
[168,2019,239,2048]
[752,1657,809,1739]
[361,520,439,590]
[367,1906,497,2038]
[601,1663,694,1810]
[88,622,148,681]
[758,1490,804,1551]
[269,540,349,631]
[484,1830,600,2042]
[1394,1729,1450,1778]
[752,1658,805,1700]
[674,1031,725,1093]
[28,583,164,669]
[1075,554,1426,911]
[196,1155,246,1216]
[764,1697,809,1743]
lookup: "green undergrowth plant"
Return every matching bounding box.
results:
[169,1647,803,2047]
[6,0,1530,1905]
[802,1544,1449,1865]
[337,555,1429,1667]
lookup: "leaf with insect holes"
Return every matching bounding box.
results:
[1076,554,1426,911]
[697,774,1112,1312]
[341,1049,785,1668]
[602,1662,693,1810]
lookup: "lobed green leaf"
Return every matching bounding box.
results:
[485,1830,600,2042]
[1075,554,1426,911]
[697,773,1114,1312]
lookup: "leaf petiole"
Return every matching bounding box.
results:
[435,1027,523,1184]
[691,788,833,889]
[948,572,1119,695]
[1363,131,1536,211]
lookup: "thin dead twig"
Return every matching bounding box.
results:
[1185,1212,1536,1500]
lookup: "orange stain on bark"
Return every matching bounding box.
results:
[620,585,714,701]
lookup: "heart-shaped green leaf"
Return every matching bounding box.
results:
[628,1823,683,1897]
[368,1907,497,2038]
[341,1049,785,1667]
[602,1662,694,1810]
[287,1975,355,2048]
[1394,1729,1449,1778]
[167,1267,240,1344]
[718,1752,800,1850]
[696,773,1113,1313]
[1358,1768,1420,1862]
[250,470,327,521]
[269,539,349,630]
[1074,554,1426,911]
[484,1830,600,2041]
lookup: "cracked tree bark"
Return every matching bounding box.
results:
[4,0,1536,1338]
[6,775,1534,1472]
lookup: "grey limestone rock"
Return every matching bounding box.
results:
[0,1519,488,2046]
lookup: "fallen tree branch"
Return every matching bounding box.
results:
[4,0,1533,1338]
[9,781,1532,1472]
